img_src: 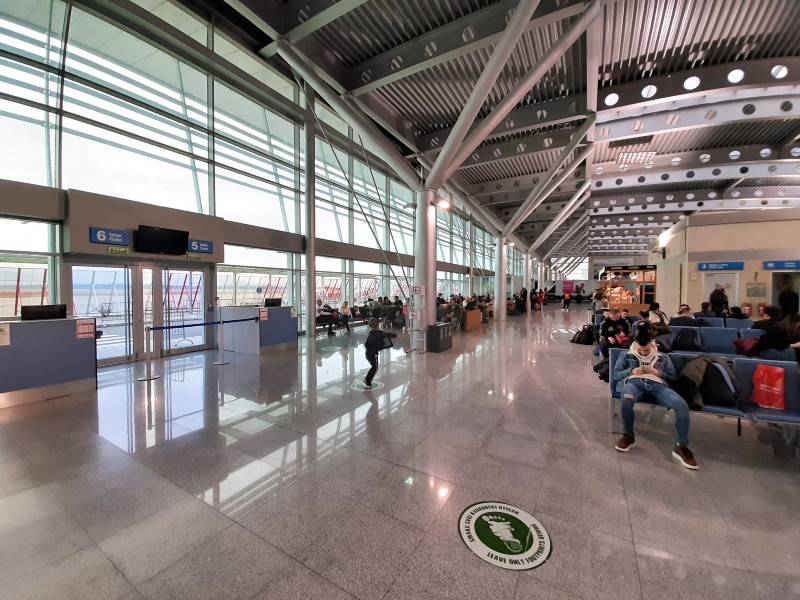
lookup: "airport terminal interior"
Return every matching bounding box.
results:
[1,0,800,598]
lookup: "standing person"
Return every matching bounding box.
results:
[709,285,729,317]
[562,291,572,311]
[520,287,528,313]
[538,289,546,308]
[363,318,397,389]
[612,327,698,470]
[778,285,799,318]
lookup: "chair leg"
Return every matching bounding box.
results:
[609,397,615,433]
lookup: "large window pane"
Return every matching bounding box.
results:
[62,117,209,212]
[0,101,56,186]
[0,0,68,68]
[216,167,295,231]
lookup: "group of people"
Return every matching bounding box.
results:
[315,295,406,336]
[437,293,494,327]
[597,286,800,470]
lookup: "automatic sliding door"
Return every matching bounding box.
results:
[162,267,207,352]
[71,265,133,363]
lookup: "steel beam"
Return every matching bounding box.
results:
[346,0,586,94]
[425,0,545,190]
[543,214,589,261]
[529,185,592,253]
[455,126,581,171]
[222,0,285,39]
[441,0,601,186]
[284,0,370,44]
[417,96,587,151]
[503,142,596,236]
[275,41,420,190]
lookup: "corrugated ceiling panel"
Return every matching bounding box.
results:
[310,0,497,66]
[599,0,800,86]
[370,18,585,134]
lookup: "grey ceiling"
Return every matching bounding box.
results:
[208,0,800,259]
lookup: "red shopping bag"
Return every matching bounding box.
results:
[751,364,785,409]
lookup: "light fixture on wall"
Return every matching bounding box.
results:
[435,197,451,210]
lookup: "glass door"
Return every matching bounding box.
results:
[71,265,134,364]
[161,267,208,351]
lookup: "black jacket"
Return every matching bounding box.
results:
[364,329,397,354]
[709,289,728,316]
[600,317,630,341]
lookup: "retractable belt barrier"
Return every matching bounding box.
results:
[137,317,260,382]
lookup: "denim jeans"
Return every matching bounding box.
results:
[620,378,690,445]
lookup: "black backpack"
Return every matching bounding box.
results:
[699,362,738,407]
[672,328,701,351]
[593,357,610,382]
[571,325,594,345]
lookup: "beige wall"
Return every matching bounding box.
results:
[655,216,800,312]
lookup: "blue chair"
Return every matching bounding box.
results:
[668,326,703,349]
[629,315,640,325]
[729,318,753,329]
[700,327,739,355]
[693,312,705,319]
[741,328,766,340]
[703,317,725,328]
[733,358,800,423]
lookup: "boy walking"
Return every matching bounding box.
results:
[363,318,397,389]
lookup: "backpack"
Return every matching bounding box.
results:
[699,362,738,407]
[672,328,701,351]
[593,357,610,382]
[570,325,594,345]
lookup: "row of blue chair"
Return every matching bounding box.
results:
[628,323,763,355]
[608,348,800,433]
[692,315,754,329]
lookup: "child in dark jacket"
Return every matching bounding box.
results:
[363,318,397,388]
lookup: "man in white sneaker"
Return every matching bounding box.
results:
[612,326,699,469]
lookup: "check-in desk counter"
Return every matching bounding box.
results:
[220,306,298,355]
[0,318,97,408]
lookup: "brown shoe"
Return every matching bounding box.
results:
[614,434,636,452]
[672,444,699,470]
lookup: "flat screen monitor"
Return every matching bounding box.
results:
[20,304,68,321]
[134,225,189,255]
[264,298,282,307]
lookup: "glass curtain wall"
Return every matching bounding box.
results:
[0,218,59,317]
[0,0,502,326]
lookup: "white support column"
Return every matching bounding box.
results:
[304,82,316,337]
[414,190,437,331]
[523,253,531,311]
[493,237,507,322]
[468,219,475,297]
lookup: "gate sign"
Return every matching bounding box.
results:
[698,262,744,271]
[90,227,129,246]
[764,261,800,270]
[188,239,214,254]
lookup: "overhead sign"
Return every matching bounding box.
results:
[411,285,424,295]
[90,227,129,246]
[698,262,744,271]
[459,502,551,571]
[188,239,214,254]
[605,264,656,270]
[764,261,800,270]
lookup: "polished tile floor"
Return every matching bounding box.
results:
[1,308,799,599]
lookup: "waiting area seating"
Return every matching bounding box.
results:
[608,347,800,434]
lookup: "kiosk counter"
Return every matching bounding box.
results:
[0,317,97,408]
[220,306,298,355]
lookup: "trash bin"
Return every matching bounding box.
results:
[427,322,452,352]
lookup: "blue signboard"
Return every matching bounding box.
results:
[764,261,800,270]
[188,239,214,254]
[90,227,129,246]
[697,262,744,271]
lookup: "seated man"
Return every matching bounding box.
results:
[315,299,336,336]
[620,308,633,329]
[599,308,631,358]
[442,299,463,328]
[698,302,716,318]
[668,306,700,326]
[612,327,698,469]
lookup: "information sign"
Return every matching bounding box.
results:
[188,239,214,254]
[76,319,95,340]
[90,227,129,246]
[697,262,744,271]
[0,323,9,347]
[259,308,269,321]
[763,261,800,270]
[411,285,424,295]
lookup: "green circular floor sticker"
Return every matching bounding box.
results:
[458,502,551,570]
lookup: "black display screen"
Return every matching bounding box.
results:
[20,304,68,321]
[134,225,189,255]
